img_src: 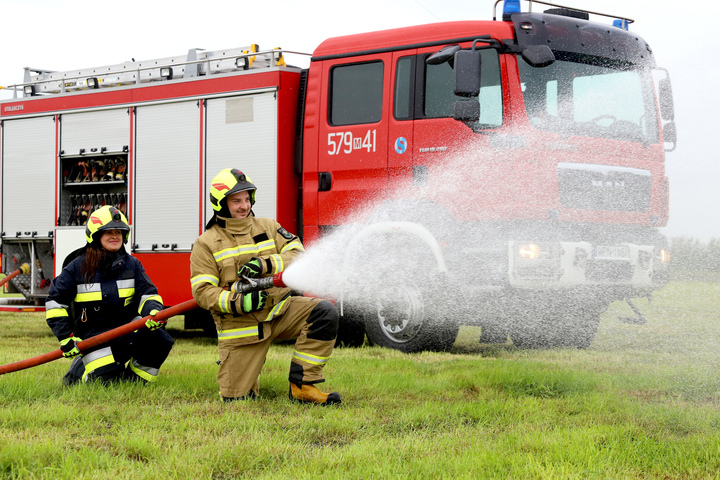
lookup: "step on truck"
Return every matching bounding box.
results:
[0,0,675,351]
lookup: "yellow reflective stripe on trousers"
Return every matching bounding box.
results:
[292,350,330,366]
[82,346,114,382]
[217,326,259,340]
[213,239,276,263]
[129,358,159,382]
[191,274,219,287]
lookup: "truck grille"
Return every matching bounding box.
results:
[557,163,651,212]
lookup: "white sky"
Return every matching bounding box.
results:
[1,0,717,241]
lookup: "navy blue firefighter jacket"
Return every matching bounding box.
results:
[45,247,164,341]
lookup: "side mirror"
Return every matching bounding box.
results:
[521,45,555,68]
[663,121,677,152]
[658,77,675,121]
[454,50,482,97]
[426,45,461,65]
[454,99,480,122]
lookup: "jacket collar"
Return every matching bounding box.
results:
[216,214,254,234]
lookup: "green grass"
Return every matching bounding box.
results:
[1,281,719,479]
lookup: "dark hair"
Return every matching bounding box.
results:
[80,243,112,282]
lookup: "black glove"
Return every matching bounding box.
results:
[239,290,268,313]
[237,257,264,279]
[59,336,83,358]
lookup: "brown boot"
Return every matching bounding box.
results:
[289,383,341,405]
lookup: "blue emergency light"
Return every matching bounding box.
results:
[612,19,630,30]
[502,0,521,21]
[504,0,521,15]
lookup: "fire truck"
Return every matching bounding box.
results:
[0,0,675,352]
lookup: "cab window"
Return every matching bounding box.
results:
[329,61,384,126]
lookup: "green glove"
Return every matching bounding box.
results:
[239,290,268,313]
[145,314,165,331]
[60,336,83,358]
[237,257,264,279]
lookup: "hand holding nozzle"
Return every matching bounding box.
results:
[231,272,287,294]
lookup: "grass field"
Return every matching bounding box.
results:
[0,280,719,479]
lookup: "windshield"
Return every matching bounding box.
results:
[518,56,659,143]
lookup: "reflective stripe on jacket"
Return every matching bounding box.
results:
[45,247,164,341]
[190,215,304,343]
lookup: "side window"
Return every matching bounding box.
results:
[329,61,384,126]
[394,56,414,120]
[423,48,502,127]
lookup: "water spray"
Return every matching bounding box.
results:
[339,221,448,315]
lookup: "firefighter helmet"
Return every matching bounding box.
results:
[85,205,130,244]
[210,168,257,212]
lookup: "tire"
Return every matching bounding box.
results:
[183,308,218,338]
[479,325,509,344]
[335,310,366,348]
[363,281,459,353]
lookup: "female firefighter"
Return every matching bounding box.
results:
[45,205,175,385]
[190,168,341,405]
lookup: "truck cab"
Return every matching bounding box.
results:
[303,1,675,351]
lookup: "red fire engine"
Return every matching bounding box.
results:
[0,0,675,351]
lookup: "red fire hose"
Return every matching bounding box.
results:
[0,263,31,289]
[0,299,198,376]
[0,272,286,376]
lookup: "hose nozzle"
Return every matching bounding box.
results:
[233,272,286,294]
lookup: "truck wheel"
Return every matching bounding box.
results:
[555,313,600,349]
[183,308,218,338]
[363,282,458,353]
[335,310,366,348]
[509,319,547,349]
[479,326,509,344]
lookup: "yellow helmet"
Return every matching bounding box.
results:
[210,168,256,212]
[85,205,130,244]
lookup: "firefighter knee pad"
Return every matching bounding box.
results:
[305,300,339,341]
[82,346,125,384]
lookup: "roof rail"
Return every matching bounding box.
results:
[8,46,311,98]
[493,0,634,25]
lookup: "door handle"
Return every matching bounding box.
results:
[318,172,332,192]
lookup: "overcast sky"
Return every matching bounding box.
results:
[1,0,717,241]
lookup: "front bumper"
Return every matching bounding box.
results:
[508,241,669,289]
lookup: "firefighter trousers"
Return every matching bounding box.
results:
[217,297,338,399]
[63,328,175,385]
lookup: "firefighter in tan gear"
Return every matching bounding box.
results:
[190,168,341,405]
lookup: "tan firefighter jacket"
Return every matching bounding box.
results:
[190,215,305,345]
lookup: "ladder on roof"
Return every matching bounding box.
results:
[19,45,290,96]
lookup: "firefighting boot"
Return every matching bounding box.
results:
[222,391,257,403]
[289,382,341,405]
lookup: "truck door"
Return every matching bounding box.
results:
[388,51,417,192]
[316,53,392,226]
